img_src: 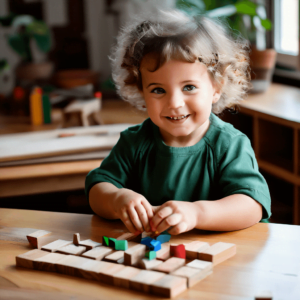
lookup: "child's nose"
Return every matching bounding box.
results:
[167,92,185,109]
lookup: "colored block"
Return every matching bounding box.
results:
[150,240,161,251]
[156,233,171,244]
[115,240,128,251]
[102,236,109,246]
[108,237,117,248]
[145,251,156,260]
[141,237,154,248]
[170,244,186,259]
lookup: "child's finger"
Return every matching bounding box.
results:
[120,210,139,234]
[155,213,181,234]
[127,206,144,232]
[141,199,154,220]
[151,206,173,231]
[135,203,151,232]
[167,222,188,235]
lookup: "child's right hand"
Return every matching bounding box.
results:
[113,188,154,234]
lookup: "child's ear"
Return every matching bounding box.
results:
[212,90,221,104]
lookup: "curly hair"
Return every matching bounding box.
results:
[110,10,251,114]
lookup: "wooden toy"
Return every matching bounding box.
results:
[198,242,236,265]
[108,237,117,248]
[56,255,91,276]
[26,230,52,249]
[150,240,161,251]
[152,257,185,274]
[33,253,66,272]
[102,236,109,246]
[115,240,128,251]
[116,232,142,243]
[104,251,125,264]
[41,239,72,253]
[186,259,213,272]
[145,250,156,260]
[170,244,186,259]
[255,291,273,300]
[141,237,153,248]
[82,246,113,260]
[79,239,101,250]
[30,87,43,126]
[124,244,146,266]
[171,266,212,288]
[156,233,171,244]
[156,243,171,261]
[130,270,165,293]
[184,241,210,259]
[113,266,141,289]
[139,258,163,270]
[73,233,80,245]
[78,260,111,280]
[150,274,187,298]
[57,244,86,256]
[98,263,125,285]
[16,249,50,269]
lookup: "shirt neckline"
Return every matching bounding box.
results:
[151,114,216,155]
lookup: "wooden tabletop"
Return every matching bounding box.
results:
[1,208,300,299]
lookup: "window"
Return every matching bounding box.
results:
[274,0,300,70]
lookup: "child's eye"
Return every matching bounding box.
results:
[183,85,196,91]
[151,87,165,94]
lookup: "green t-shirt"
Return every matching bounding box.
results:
[85,113,271,222]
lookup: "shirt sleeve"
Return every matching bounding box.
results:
[217,134,271,222]
[85,130,136,201]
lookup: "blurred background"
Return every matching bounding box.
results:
[0,0,299,225]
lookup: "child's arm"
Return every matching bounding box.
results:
[150,194,262,234]
[89,182,154,233]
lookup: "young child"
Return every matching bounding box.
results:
[85,10,271,235]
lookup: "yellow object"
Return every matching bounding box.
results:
[30,87,43,125]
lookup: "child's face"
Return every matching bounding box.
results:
[140,54,221,147]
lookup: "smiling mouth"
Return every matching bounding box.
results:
[166,114,191,120]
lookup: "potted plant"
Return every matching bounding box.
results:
[175,0,276,92]
[0,13,53,83]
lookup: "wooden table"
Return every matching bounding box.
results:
[1,208,300,299]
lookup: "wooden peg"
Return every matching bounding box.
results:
[73,233,80,245]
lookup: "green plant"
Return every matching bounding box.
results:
[0,13,51,63]
[175,0,272,46]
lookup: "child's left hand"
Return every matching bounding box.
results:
[150,201,198,235]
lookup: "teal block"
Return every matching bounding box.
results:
[156,233,171,244]
[115,240,128,251]
[108,237,117,248]
[145,250,156,260]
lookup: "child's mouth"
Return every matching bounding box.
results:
[165,114,191,122]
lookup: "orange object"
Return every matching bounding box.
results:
[30,87,43,125]
[170,244,186,259]
[94,91,102,98]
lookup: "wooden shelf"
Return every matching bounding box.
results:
[220,83,300,225]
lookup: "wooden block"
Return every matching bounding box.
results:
[124,244,146,266]
[113,266,141,289]
[171,266,212,288]
[139,259,163,270]
[98,263,125,285]
[130,270,166,293]
[104,251,124,264]
[115,240,128,251]
[78,260,111,280]
[184,241,210,259]
[170,244,186,259]
[82,246,113,260]
[156,233,171,244]
[156,243,170,261]
[57,244,87,256]
[26,230,52,249]
[198,242,236,265]
[16,249,50,269]
[150,240,161,251]
[55,255,91,276]
[150,274,187,298]
[73,233,80,245]
[145,251,156,260]
[152,257,185,273]
[33,253,66,272]
[41,239,72,253]
[255,291,273,300]
[117,232,142,243]
[79,239,101,250]
[186,259,213,272]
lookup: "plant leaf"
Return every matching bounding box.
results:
[7,34,29,59]
[12,15,34,28]
[206,5,236,18]
[260,18,272,30]
[235,1,257,16]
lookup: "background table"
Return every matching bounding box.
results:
[0,208,300,299]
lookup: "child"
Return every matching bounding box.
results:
[85,10,271,235]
